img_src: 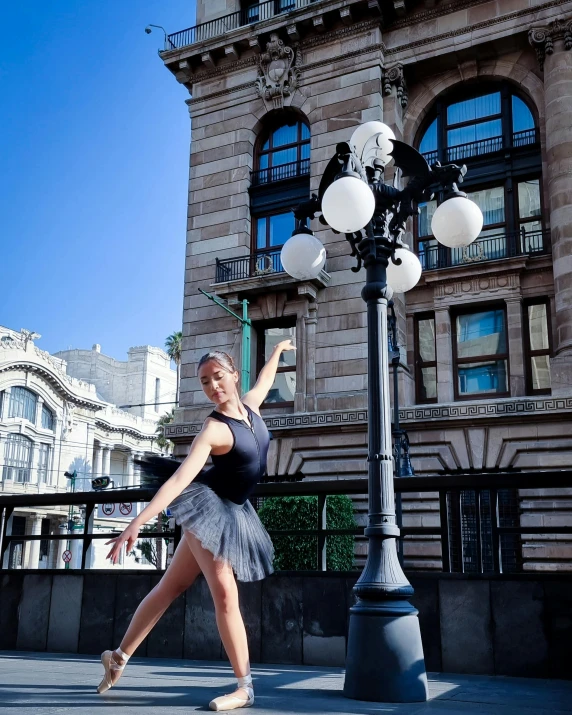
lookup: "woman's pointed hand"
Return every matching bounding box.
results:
[105,523,140,564]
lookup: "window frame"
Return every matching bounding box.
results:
[452,304,511,401]
[252,207,296,254]
[523,298,552,396]
[414,312,438,405]
[8,387,37,424]
[255,118,310,183]
[255,317,297,408]
[2,433,34,483]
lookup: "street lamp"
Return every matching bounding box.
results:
[144,24,175,51]
[282,121,483,703]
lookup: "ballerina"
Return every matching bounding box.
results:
[100,340,295,711]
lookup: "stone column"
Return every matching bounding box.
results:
[93,443,103,480]
[1,387,11,420]
[435,308,454,403]
[126,451,135,488]
[56,522,68,569]
[26,515,42,570]
[305,302,318,412]
[530,20,572,394]
[35,396,44,428]
[102,447,111,478]
[505,298,525,397]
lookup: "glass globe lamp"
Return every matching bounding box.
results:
[281,230,326,280]
[350,121,396,161]
[431,196,483,248]
[386,248,422,293]
[322,176,375,233]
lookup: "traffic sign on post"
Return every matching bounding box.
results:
[62,550,72,563]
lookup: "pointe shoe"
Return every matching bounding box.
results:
[96,650,127,694]
[209,685,254,711]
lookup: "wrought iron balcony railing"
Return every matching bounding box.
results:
[421,128,540,165]
[166,0,320,50]
[216,248,285,283]
[251,159,311,186]
[418,227,550,271]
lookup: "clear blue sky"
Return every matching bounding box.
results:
[1,1,197,360]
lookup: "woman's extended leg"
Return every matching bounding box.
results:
[97,536,201,692]
[184,531,253,710]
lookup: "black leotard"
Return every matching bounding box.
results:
[195,402,270,505]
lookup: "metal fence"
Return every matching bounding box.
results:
[166,0,320,49]
[1,470,570,574]
[418,228,550,270]
[215,248,284,283]
[251,159,310,186]
[422,128,540,165]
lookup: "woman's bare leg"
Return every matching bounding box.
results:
[104,537,201,684]
[185,531,251,701]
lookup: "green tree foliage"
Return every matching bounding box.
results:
[155,408,175,453]
[258,495,357,571]
[165,331,183,403]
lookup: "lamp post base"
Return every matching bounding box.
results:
[343,599,428,703]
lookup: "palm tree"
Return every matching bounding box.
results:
[165,330,183,404]
[155,408,175,454]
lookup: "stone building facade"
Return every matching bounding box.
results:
[158,0,572,572]
[0,326,175,570]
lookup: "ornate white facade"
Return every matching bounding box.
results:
[0,326,175,570]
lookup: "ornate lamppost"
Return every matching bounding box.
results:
[281,122,483,703]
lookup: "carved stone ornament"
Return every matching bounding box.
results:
[255,33,301,110]
[383,63,408,108]
[529,17,572,70]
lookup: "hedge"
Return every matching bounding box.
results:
[258,494,357,571]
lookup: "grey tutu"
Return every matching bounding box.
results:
[169,480,274,582]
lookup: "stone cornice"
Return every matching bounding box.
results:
[385,0,572,57]
[94,418,155,441]
[0,361,104,411]
[166,396,572,439]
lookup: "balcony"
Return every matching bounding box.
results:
[421,128,539,165]
[216,247,285,283]
[418,227,550,271]
[165,0,322,50]
[251,159,310,187]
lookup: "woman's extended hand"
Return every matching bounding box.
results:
[274,339,296,353]
[105,522,140,564]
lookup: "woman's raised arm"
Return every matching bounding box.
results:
[242,339,296,409]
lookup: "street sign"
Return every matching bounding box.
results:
[62,550,72,563]
[97,503,133,519]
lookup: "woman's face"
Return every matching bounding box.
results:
[198,359,238,405]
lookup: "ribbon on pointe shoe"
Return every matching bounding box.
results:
[209,675,254,712]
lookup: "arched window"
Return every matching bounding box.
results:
[2,433,33,483]
[41,404,55,430]
[8,387,37,423]
[253,120,310,185]
[415,84,544,270]
[248,116,311,275]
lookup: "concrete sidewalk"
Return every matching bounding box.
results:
[0,651,571,714]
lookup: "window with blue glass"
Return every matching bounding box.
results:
[418,84,537,163]
[8,387,37,423]
[453,308,509,398]
[415,85,544,269]
[41,404,55,430]
[254,120,310,185]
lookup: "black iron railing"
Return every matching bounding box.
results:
[251,159,310,186]
[422,128,540,164]
[166,0,319,49]
[216,248,284,283]
[418,227,550,271]
[1,470,571,574]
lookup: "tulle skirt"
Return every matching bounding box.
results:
[169,480,274,582]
